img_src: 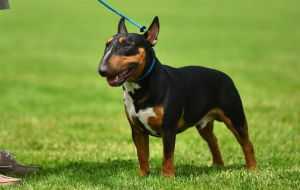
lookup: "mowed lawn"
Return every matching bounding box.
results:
[0,0,300,189]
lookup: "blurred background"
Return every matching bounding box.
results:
[0,0,299,189]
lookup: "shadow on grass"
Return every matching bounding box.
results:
[176,164,244,177]
[25,159,244,186]
[30,160,136,186]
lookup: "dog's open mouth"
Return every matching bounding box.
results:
[106,66,136,86]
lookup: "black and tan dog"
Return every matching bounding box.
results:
[98,17,256,177]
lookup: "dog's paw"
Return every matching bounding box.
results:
[138,169,150,177]
[161,168,175,177]
[161,171,175,177]
[212,161,224,168]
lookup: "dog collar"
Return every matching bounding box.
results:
[137,58,156,81]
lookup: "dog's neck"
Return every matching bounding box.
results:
[122,64,156,95]
[123,50,159,94]
[136,57,157,81]
[122,55,164,112]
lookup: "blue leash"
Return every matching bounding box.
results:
[97,0,146,32]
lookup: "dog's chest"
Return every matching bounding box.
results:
[123,83,163,136]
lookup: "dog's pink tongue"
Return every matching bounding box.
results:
[107,76,120,86]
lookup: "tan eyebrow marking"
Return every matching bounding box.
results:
[118,37,126,43]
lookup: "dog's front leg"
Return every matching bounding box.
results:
[161,98,182,177]
[131,129,150,176]
[162,127,176,177]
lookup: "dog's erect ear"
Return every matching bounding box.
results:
[144,16,159,46]
[118,17,128,34]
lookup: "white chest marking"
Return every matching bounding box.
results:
[123,82,140,119]
[123,82,158,135]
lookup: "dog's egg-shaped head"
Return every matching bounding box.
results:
[98,17,160,86]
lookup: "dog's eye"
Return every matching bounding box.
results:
[122,46,138,56]
[122,41,131,47]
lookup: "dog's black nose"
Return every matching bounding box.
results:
[98,63,109,77]
[98,68,107,77]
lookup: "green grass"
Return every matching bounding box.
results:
[0,0,300,189]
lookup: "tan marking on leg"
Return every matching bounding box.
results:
[161,131,176,177]
[214,109,257,170]
[126,107,151,176]
[225,122,256,170]
[162,153,175,177]
[132,130,150,176]
[197,121,224,166]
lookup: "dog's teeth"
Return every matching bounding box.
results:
[115,75,119,80]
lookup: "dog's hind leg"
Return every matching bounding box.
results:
[196,121,224,166]
[220,111,257,170]
[218,79,257,170]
